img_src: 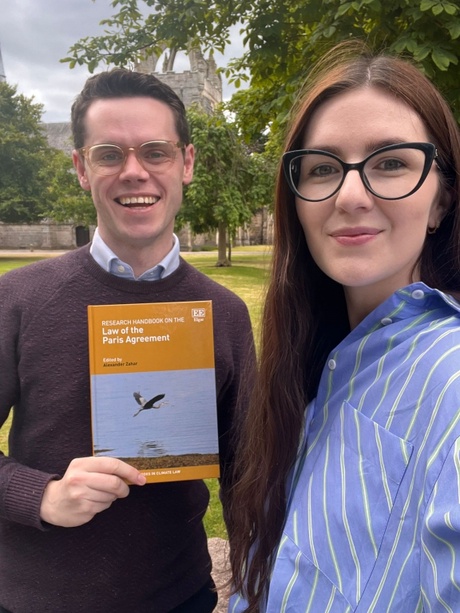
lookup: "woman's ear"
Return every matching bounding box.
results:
[430,181,453,231]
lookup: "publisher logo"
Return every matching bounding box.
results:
[191,308,206,322]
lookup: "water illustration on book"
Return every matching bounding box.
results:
[88,300,219,483]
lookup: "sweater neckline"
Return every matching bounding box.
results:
[80,244,190,295]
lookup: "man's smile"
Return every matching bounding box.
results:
[116,196,160,207]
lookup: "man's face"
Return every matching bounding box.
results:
[73,96,194,265]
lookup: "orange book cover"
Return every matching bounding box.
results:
[87,300,219,483]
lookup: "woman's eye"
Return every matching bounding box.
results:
[311,164,339,177]
[376,158,405,171]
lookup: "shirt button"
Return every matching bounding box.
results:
[117,265,125,273]
[328,359,336,370]
[381,317,392,326]
[411,289,425,300]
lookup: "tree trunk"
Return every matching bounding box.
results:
[165,48,177,71]
[216,222,231,267]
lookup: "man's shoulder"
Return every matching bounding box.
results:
[0,248,88,292]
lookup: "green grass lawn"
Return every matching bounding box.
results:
[0,247,270,539]
[0,257,47,274]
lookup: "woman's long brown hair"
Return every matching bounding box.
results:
[227,41,460,613]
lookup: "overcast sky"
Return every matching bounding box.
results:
[1,0,243,124]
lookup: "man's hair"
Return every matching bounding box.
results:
[71,68,190,149]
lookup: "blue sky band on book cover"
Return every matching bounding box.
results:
[87,300,219,483]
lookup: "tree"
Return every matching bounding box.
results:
[0,81,96,227]
[41,149,96,226]
[0,82,51,222]
[63,0,460,145]
[179,106,258,265]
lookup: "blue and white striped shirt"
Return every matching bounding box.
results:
[230,283,460,612]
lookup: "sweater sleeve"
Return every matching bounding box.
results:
[0,272,59,530]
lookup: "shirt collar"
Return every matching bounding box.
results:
[350,282,460,338]
[393,282,460,314]
[89,228,180,281]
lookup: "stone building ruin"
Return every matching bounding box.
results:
[136,46,223,114]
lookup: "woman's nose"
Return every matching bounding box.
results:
[333,169,374,212]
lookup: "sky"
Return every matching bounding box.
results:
[1,0,244,124]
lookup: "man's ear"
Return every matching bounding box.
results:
[182,144,195,186]
[72,150,91,192]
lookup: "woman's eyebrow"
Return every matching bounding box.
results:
[300,138,411,157]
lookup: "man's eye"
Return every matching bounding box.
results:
[102,153,122,161]
[95,149,123,164]
[143,148,170,162]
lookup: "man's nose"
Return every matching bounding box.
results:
[119,149,149,179]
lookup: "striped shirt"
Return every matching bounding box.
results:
[230,283,460,612]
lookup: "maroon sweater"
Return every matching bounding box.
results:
[0,246,254,613]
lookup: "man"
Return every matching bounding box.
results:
[0,69,253,613]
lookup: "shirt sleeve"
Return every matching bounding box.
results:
[421,436,460,609]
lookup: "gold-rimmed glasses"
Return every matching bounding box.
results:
[78,140,185,176]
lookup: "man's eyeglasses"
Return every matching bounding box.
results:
[78,140,185,176]
[282,142,438,202]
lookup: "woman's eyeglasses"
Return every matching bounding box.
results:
[283,142,438,202]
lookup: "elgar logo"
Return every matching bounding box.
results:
[191,308,206,321]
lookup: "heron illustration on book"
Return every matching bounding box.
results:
[133,392,168,417]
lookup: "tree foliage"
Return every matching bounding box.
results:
[41,149,96,226]
[0,82,51,222]
[63,0,460,144]
[180,106,266,264]
[0,82,93,226]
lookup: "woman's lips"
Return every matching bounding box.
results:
[330,227,381,246]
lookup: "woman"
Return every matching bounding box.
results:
[228,42,460,612]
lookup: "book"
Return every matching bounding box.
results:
[87,300,219,483]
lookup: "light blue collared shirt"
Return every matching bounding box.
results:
[89,228,180,281]
[230,283,460,613]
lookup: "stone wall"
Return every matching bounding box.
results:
[0,211,272,251]
[0,223,93,250]
[154,69,222,115]
[136,47,222,114]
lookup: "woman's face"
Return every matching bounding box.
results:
[295,86,444,323]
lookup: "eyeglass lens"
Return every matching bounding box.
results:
[87,141,179,175]
[292,146,431,200]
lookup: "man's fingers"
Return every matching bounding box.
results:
[69,456,146,485]
[40,457,146,527]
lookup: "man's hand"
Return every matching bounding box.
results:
[40,456,146,527]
